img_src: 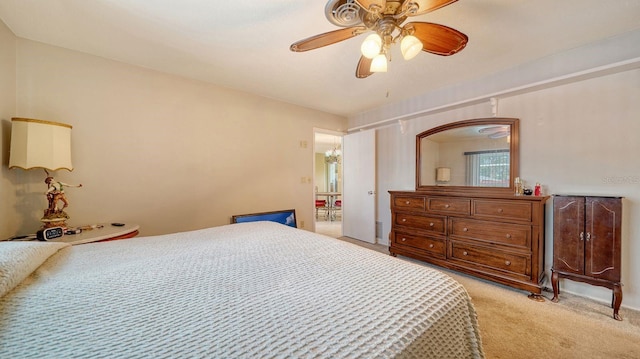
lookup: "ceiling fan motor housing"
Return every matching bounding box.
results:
[325,0,364,27]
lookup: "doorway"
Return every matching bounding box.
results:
[313,130,343,238]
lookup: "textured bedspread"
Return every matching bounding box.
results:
[0,222,483,358]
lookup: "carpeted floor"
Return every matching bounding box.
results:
[315,219,342,238]
[337,236,640,359]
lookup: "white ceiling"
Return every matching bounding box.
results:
[1,0,639,117]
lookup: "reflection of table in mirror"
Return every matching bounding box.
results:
[315,192,341,221]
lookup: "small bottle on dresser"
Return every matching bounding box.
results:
[514,177,523,196]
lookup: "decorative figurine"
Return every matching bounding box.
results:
[42,176,82,228]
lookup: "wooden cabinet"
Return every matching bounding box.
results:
[551,195,623,320]
[389,191,548,297]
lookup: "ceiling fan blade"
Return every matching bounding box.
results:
[354,0,387,13]
[401,0,458,16]
[290,26,367,52]
[356,56,374,78]
[405,22,468,56]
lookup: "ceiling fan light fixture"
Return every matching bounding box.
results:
[370,53,387,72]
[360,33,382,59]
[400,34,423,60]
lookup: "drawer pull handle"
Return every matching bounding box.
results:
[505,260,511,266]
[498,208,504,213]
[405,201,410,205]
[429,244,434,248]
[444,204,450,208]
[401,237,406,242]
[463,251,468,256]
[506,234,512,239]
[402,218,407,222]
[429,222,434,227]
[463,228,468,232]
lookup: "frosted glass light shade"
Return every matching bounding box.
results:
[360,33,382,59]
[370,54,388,72]
[401,35,423,60]
[9,117,73,171]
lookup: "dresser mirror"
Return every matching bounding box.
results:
[416,118,519,193]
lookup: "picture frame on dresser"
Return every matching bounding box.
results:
[390,118,550,300]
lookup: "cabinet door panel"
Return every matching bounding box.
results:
[585,197,622,282]
[553,196,584,274]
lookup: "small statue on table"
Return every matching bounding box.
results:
[42,176,83,228]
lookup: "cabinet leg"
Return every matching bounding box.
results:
[551,270,560,303]
[612,284,623,321]
[527,293,545,302]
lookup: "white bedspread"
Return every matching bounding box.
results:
[0,222,483,358]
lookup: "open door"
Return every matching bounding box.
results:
[342,129,376,243]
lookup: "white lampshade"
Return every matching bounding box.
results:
[9,117,73,171]
[436,167,451,182]
[370,54,388,72]
[360,33,382,59]
[401,35,423,60]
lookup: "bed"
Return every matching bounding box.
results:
[0,221,484,358]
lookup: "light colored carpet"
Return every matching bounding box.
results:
[315,219,342,238]
[337,236,640,359]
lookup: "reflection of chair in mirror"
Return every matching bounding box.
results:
[315,199,328,220]
[332,199,342,220]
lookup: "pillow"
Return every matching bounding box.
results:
[0,241,70,297]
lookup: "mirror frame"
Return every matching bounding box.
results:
[416,117,520,195]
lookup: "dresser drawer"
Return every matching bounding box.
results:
[393,196,426,211]
[394,212,446,234]
[473,199,532,222]
[449,241,531,277]
[450,218,531,249]
[427,197,471,215]
[393,231,445,257]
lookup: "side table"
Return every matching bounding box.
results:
[51,223,140,245]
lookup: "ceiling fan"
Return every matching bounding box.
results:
[290,0,468,78]
[478,125,510,139]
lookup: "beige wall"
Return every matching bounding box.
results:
[374,69,640,309]
[3,39,346,237]
[0,20,18,237]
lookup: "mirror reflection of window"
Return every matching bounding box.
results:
[465,150,510,187]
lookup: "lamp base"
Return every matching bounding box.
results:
[41,211,69,229]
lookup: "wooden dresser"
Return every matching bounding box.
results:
[389,190,549,297]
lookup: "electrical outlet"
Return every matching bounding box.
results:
[300,220,305,228]
[299,140,307,148]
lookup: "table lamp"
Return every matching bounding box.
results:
[9,117,81,228]
[436,167,451,183]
